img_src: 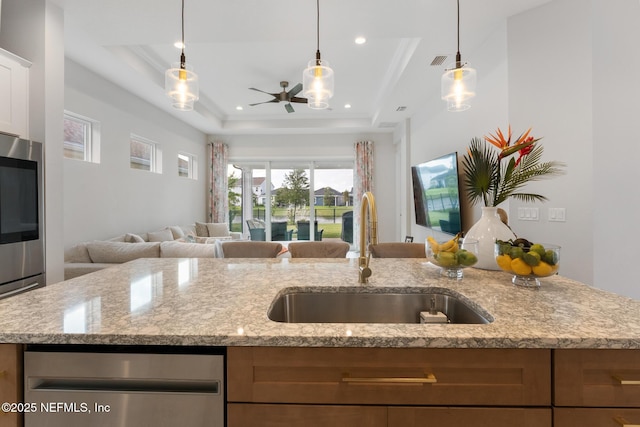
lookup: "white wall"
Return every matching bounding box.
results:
[592,0,640,300]
[406,20,510,245]
[508,0,594,287]
[217,132,396,243]
[64,60,208,248]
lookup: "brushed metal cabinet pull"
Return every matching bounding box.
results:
[612,375,640,385]
[342,373,437,384]
[614,416,640,427]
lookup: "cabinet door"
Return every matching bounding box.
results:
[228,403,387,427]
[555,408,640,427]
[555,349,640,407]
[0,344,23,427]
[389,407,551,427]
[0,51,29,138]
[228,347,551,406]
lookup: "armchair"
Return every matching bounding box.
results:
[296,221,324,241]
[246,219,292,241]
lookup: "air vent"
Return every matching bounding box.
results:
[396,106,407,112]
[430,55,448,66]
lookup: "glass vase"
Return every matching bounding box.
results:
[463,207,516,270]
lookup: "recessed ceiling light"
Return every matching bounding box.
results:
[174,41,184,49]
[355,36,367,45]
[236,106,243,111]
[344,103,352,109]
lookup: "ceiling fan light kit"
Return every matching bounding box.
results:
[302,0,334,110]
[165,0,199,111]
[441,0,476,112]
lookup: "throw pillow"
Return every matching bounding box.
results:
[168,226,186,239]
[195,221,209,237]
[206,222,230,238]
[147,229,174,242]
[125,233,145,243]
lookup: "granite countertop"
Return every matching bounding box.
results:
[0,258,638,349]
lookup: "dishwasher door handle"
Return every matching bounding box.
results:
[29,377,221,394]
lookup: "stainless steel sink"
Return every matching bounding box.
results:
[267,288,492,324]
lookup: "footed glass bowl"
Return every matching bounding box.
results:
[426,238,478,280]
[495,242,560,288]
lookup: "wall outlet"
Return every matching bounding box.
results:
[548,208,566,222]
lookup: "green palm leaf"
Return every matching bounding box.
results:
[462,136,566,207]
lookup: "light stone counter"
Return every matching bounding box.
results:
[0,258,638,349]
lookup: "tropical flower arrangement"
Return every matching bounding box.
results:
[461,126,565,207]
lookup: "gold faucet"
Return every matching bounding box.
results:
[359,191,378,283]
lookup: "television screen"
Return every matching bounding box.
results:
[411,152,462,235]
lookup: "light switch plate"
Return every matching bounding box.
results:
[548,208,566,222]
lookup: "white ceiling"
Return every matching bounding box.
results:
[52,0,551,135]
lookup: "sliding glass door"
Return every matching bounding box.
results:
[229,160,353,243]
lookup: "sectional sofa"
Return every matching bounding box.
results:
[63,223,242,280]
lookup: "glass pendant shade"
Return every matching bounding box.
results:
[303,59,334,110]
[165,62,199,111]
[441,63,476,112]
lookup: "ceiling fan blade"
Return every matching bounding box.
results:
[285,103,294,113]
[249,99,279,106]
[290,97,308,104]
[287,83,303,98]
[249,87,279,97]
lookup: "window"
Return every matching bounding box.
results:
[178,152,197,179]
[130,135,162,173]
[63,111,100,163]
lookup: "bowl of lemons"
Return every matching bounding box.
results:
[426,234,479,280]
[495,238,560,288]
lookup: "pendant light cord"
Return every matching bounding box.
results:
[180,0,186,68]
[315,0,321,65]
[455,0,462,67]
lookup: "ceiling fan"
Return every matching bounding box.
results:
[249,81,308,113]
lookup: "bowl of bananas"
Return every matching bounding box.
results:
[426,234,479,279]
[495,238,560,288]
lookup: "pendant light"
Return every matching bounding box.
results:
[165,0,199,111]
[303,0,334,110]
[441,0,476,112]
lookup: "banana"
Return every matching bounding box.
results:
[437,233,462,253]
[427,237,440,254]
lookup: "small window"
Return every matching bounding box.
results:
[178,152,197,179]
[63,112,100,163]
[130,135,162,173]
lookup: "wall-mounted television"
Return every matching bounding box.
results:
[411,152,463,235]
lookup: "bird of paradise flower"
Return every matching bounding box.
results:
[462,126,566,207]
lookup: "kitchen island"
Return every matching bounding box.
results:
[0,257,637,348]
[0,258,639,427]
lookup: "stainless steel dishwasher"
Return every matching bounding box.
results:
[24,345,224,427]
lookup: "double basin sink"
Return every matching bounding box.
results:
[268,287,493,325]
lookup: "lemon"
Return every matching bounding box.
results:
[496,254,513,272]
[511,257,532,276]
[532,261,554,276]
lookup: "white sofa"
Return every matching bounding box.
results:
[64,223,242,280]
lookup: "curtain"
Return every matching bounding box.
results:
[208,141,229,224]
[353,140,374,250]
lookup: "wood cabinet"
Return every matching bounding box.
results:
[0,344,23,427]
[554,349,640,427]
[227,347,551,427]
[0,49,30,139]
